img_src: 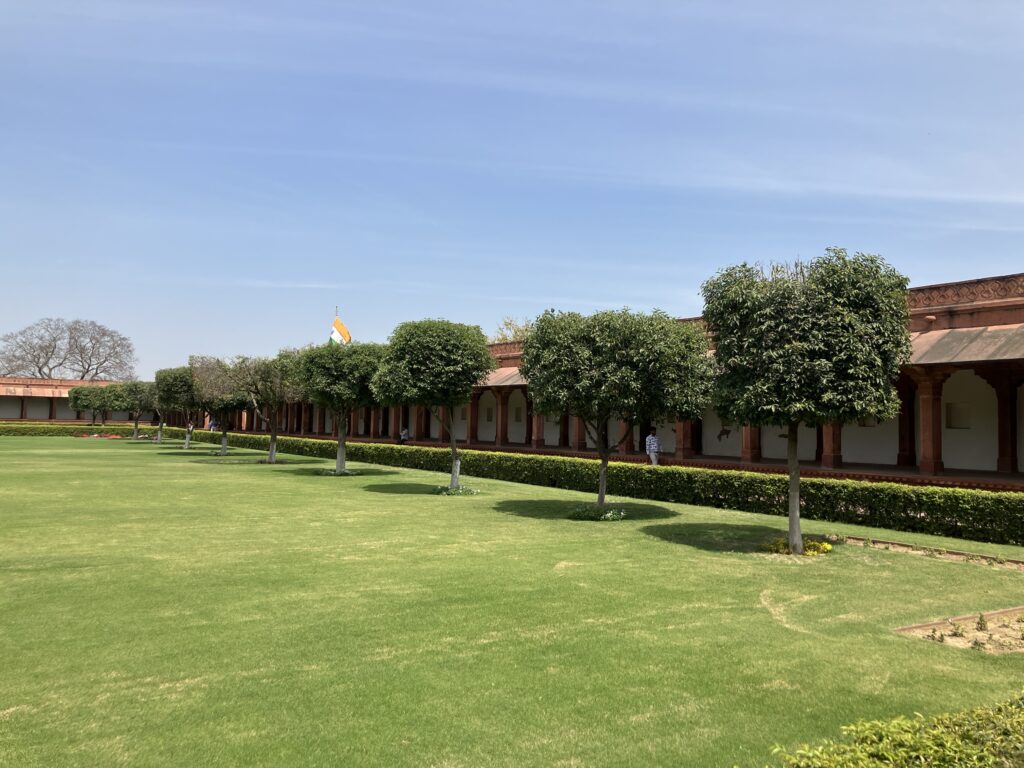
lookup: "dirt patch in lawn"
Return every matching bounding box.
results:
[897,606,1024,654]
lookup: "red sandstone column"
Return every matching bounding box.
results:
[821,423,843,468]
[440,407,450,443]
[896,379,916,466]
[390,406,402,439]
[676,420,699,459]
[531,412,544,449]
[317,406,327,436]
[468,392,480,445]
[19,397,27,420]
[370,407,380,438]
[559,413,570,448]
[917,374,948,475]
[741,425,761,463]
[617,420,631,455]
[981,371,1019,474]
[496,391,510,447]
[48,397,57,420]
[572,416,587,451]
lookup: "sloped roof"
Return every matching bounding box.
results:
[483,367,526,388]
[911,323,1024,365]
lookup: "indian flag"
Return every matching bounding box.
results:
[330,316,352,345]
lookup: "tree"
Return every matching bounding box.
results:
[155,366,202,449]
[68,385,108,425]
[227,350,301,464]
[298,342,385,474]
[701,248,911,554]
[372,320,494,490]
[490,316,535,343]
[0,318,136,380]
[117,381,157,440]
[190,356,249,455]
[520,309,713,507]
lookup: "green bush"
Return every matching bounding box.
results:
[772,691,1024,766]
[2,424,1022,545]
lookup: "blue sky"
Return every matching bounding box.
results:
[2,1,1023,377]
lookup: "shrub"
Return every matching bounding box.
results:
[763,537,834,556]
[773,691,1024,766]
[2,424,1022,545]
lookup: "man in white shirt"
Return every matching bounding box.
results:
[645,427,661,466]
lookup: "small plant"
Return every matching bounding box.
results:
[970,638,986,651]
[761,537,833,556]
[949,623,966,638]
[569,505,627,521]
[1016,614,1024,624]
[976,613,988,632]
[434,486,479,496]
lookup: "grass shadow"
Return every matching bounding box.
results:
[641,522,788,553]
[493,499,677,521]
[289,466,401,477]
[363,482,447,495]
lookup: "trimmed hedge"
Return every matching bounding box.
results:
[773,690,1024,766]
[2,423,1023,545]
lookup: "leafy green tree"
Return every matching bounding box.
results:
[68,385,108,425]
[190,356,249,455]
[117,380,157,440]
[490,316,535,343]
[520,309,712,507]
[298,342,384,474]
[227,350,302,464]
[701,248,911,553]
[372,320,494,489]
[155,366,202,449]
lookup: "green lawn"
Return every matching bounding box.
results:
[2,437,1022,767]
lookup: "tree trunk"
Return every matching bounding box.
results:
[335,412,348,474]
[787,422,803,554]
[449,415,461,490]
[268,416,278,464]
[156,422,163,443]
[220,427,228,456]
[132,416,140,440]
[183,422,193,450]
[597,453,609,507]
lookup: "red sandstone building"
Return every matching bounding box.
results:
[3,272,1023,489]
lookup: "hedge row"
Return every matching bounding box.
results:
[2,423,1023,545]
[773,690,1024,767]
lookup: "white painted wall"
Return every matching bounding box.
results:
[478,391,497,441]
[543,414,561,446]
[507,390,527,444]
[429,410,441,439]
[942,370,997,471]
[842,418,899,465]
[55,400,78,419]
[655,421,676,454]
[701,408,741,457]
[0,397,20,418]
[454,405,468,441]
[761,423,818,461]
[25,397,50,419]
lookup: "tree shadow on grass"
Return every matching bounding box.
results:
[363,482,445,495]
[493,499,677,521]
[641,522,787,553]
[289,466,400,477]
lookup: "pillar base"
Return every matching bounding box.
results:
[919,459,944,475]
[820,454,842,469]
[896,451,916,467]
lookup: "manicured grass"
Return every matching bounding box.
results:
[1,437,1022,767]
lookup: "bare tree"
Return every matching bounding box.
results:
[0,318,136,380]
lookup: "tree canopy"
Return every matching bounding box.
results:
[190,356,249,454]
[520,308,713,506]
[0,318,136,380]
[116,380,157,439]
[298,342,384,473]
[227,350,302,463]
[490,316,535,343]
[372,320,494,488]
[155,366,202,448]
[701,248,911,552]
